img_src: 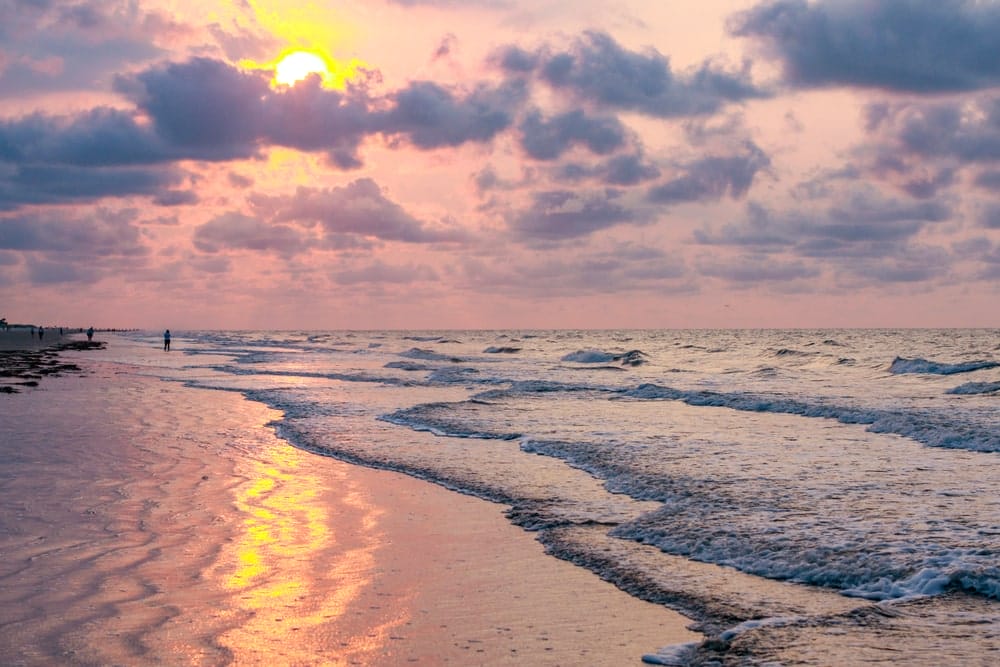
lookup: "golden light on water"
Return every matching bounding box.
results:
[213,439,410,662]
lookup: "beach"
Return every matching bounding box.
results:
[0,338,700,665]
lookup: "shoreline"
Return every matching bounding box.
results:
[0,352,700,664]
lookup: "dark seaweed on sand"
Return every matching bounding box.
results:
[0,340,105,394]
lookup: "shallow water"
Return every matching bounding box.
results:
[114,329,1000,664]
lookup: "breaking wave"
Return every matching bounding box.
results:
[889,357,999,375]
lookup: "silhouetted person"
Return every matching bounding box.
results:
[86,327,94,341]
[38,326,44,340]
[164,329,171,351]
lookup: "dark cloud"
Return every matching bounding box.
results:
[0,164,185,210]
[377,79,523,149]
[0,207,147,258]
[831,245,953,285]
[192,212,307,256]
[553,153,662,186]
[973,170,1000,190]
[698,190,951,250]
[693,191,957,284]
[981,204,1000,230]
[153,190,198,207]
[116,57,269,159]
[730,0,1000,92]
[862,96,1000,164]
[0,56,538,212]
[252,177,466,244]
[261,74,372,168]
[695,198,955,288]
[0,107,173,166]
[828,96,1000,199]
[494,45,537,73]
[648,141,770,204]
[518,109,626,160]
[497,31,767,117]
[508,188,642,241]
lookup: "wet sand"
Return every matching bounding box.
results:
[0,352,700,665]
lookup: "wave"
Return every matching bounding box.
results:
[619,383,1000,453]
[561,349,648,366]
[773,348,810,357]
[483,346,521,354]
[384,361,430,371]
[209,365,421,387]
[889,357,999,375]
[399,347,464,362]
[946,381,1000,395]
[380,402,519,440]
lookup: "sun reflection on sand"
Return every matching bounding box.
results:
[213,431,413,663]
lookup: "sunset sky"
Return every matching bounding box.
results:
[1,0,999,329]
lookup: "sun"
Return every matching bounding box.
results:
[274,51,331,86]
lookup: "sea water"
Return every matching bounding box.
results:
[111,329,999,665]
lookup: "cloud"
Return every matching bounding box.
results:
[839,96,1000,199]
[192,212,308,256]
[692,189,960,286]
[648,141,770,204]
[460,242,690,296]
[331,260,438,285]
[0,164,185,210]
[697,255,820,283]
[861,96,1000,164]
[698,191,950,250]
[730,0,1000,92]
[0,107,175,166]
[252,177,467,244]
[116,57,270,159]
[496,31,767,117]
[981,204,1000,230]
[25,256,90,284]
[153,189,198,206]
[507,188,643,241]
[552,153,661,186]
[0,207,148,264]
[377,79,523,149]
[518,109,626,160]
[0,0,171,98]
[0,56,536,212]
[116,58,523,163]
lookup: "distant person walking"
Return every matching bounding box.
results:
[38,326,44,340]
[86,326,94,341]
[163,329,171,351]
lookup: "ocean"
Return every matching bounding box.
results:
[112,328,999,665]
